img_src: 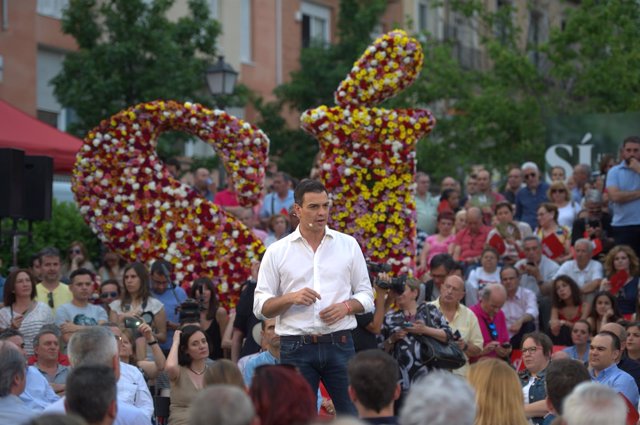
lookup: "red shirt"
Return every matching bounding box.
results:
[454,225,491,262]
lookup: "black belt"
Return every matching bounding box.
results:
[280,330,351,344]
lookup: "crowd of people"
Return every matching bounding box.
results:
[1,136,640,425]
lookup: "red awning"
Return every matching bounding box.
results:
[0,99,82,173]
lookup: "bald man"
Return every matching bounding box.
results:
[429,276,483,377]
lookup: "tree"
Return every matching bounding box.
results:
[53,0,221,145]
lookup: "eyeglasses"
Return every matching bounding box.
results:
[523,173,536,179]
[522,346,539,354]
[47,292,54,308]
[100,291,119,299]
[551,189,565,193]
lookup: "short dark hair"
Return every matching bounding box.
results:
[150,259,172,276]
[347,349,399,413]
[623,136,640,147]
[69,268,94,284]
[499,265,520,279]
[65,364,116,423]
[429,253,455,272]
[545,359,590,414]
[521,331,553,358]
[293,179,327,206]
[494,201,513,214]
[39,246,61,261]
[178,325,211,366]
[597,330,621,351]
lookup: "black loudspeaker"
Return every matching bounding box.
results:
[0,148,25,218]
[23,156,53,221]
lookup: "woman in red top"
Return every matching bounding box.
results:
[549,275,588,345]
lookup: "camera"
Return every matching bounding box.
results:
[366,261,392,274]
[376,274,407,294]
[124,317,144,329]
[177,298,202,324]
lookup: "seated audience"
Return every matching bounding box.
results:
[430,275,483,377]
[599,245,639,316]
[586,291,622,336]
[500,266,538,348]
[65,364,117,425]
[547,181,580,230]
[243,318,279,386]
[558,320,591,363]
[191,277,226,360]
[549,275,589,346]
[520,332,553,425]
[190,384,256,425]
[166,326,211,425]
[0,341,36,423]
[625,321,640,362]
[249,365,316,425]
[0,268,54,356]
[487,201,532,265]
[62,241,96,281]
[468,358,528,425]
[416,212,455,275]
[33,326,69,395]
[600,322,640,394]
[465,247,501,306]
[562,382,626,425]
[534,203,572,264]
[543,358,591,425]
[398,371,475,425]
[451,207,491,268]
[469,284,511,362]
[347,349,400,424]
[99,280,121,317]
[588,330,639,406]
[553,239,603,297]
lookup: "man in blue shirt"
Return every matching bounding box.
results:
[0,341,35,423]
[150,260,188,355]
[606,136,640,258]
[589,331,639,406]
[259,172,295,228]
[515,162,549,230]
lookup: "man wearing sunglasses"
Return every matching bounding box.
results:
[469,283,512,362]
[515,162,550,231]
[35,247,72,314]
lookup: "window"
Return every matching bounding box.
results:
[300,1,331,48]
[208,0,219,19]
[416,0,442,40]
[240,0,252,62]
[37,0,69,19]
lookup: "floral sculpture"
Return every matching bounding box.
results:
[301,29,436,273]
[72,100,269,308]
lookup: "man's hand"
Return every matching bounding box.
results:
[60,322,80,334]
[289,287,322,306]
[495,343,512,358]
[319,302,349,325]
[629,157,640,174]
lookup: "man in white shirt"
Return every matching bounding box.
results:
[553,238,603,299]
[254,179,374,415]
[500,266,538,348]
[0,341,35,423]
[43,327,150,425]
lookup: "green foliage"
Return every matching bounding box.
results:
[53,0,221,137]
[0,200,101,274]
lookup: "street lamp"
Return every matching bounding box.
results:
[204,56,238,189]
[205,55,238,99]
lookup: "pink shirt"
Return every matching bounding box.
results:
[454,225,491,262]
[469,303,510,362]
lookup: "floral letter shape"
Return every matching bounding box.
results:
[73,100,269,308]
[301,30,436,273]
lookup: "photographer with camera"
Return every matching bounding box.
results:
[381,277,453,404]
[149,260,187,356]
[109,263,167,346]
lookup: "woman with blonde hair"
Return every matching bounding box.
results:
[600,245,640,316]
[467,358,528,425]
[547,181,580,229]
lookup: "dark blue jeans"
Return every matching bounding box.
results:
[280,333,357,416]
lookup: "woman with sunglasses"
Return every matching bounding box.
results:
[0,269,53,356]
[109,262,167,344]
[547,181,580,230]
[98,279,120,316]
[166,325,211,425]
[61,241,95,281]
[190,277,228,360]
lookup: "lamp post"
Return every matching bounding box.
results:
[205,56,238,188]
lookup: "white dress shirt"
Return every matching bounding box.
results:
[254,226,374,335]
[502,286,539,337]
[117,361,154,419]
[553,259,603,289]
